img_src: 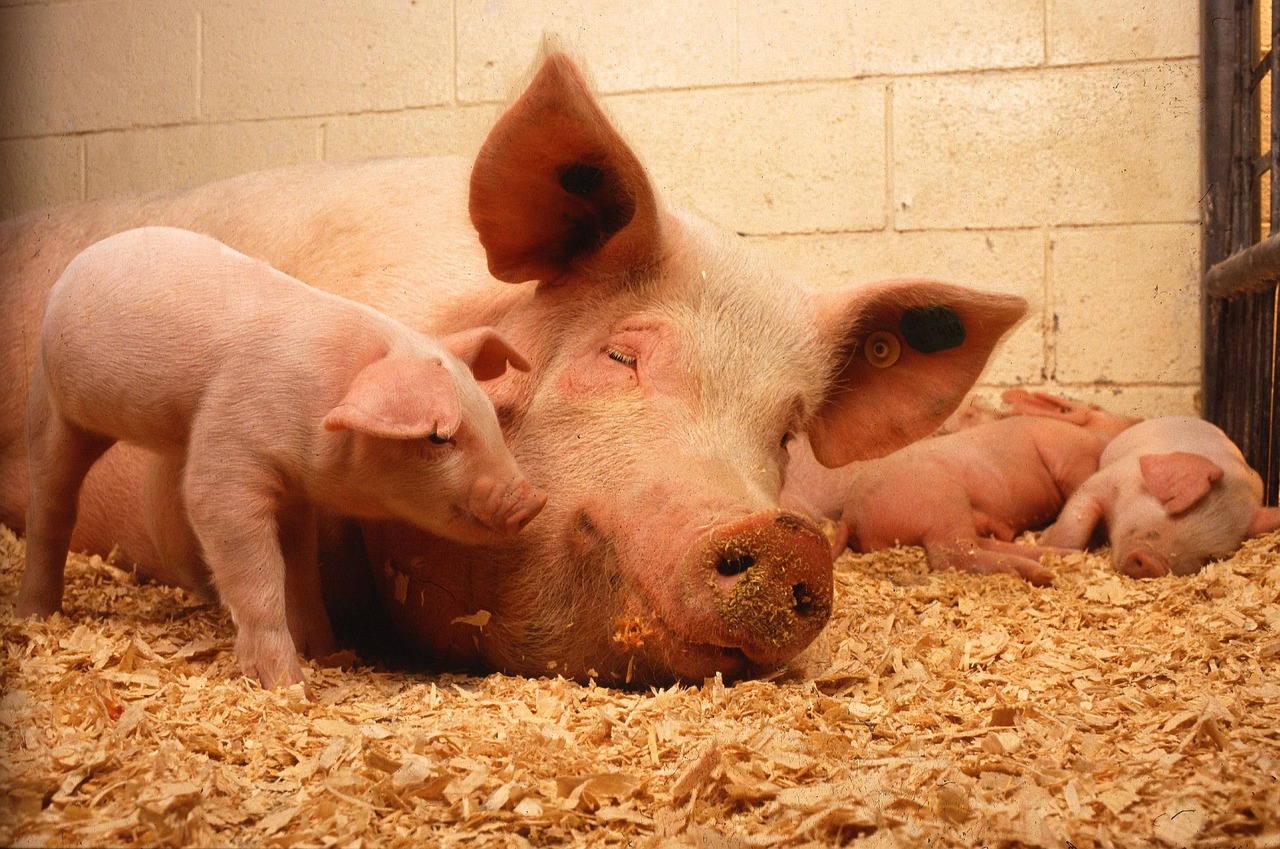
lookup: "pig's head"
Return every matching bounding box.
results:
[365,52,1026,685]
[1111,451,1271,578]
[322,328,545,543]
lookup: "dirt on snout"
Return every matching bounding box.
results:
[704,516,834,651]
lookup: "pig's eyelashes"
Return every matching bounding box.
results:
[606,348,638,368]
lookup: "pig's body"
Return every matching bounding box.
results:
[0,52,1026,685]
[782,390,1142,583]
[1042,416,1280,577]
[19,226,543,687]
[784,417,1114,584]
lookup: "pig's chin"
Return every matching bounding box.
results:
[618,603,756,683]
[571,508,788,684]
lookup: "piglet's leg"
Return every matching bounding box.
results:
[143,450,212,593]
[183,459,304,689]
[1041,490,1106,550]
[972,510,1018,542]
[975,537,1077,559]
[923,537,1055,586]
[19,379,114,618]
[278,502,339,663]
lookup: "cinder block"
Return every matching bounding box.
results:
[1049,0,1198,64]
[0,1,198,137]
[738,0,1043,82]
[607,82,886,235]
[894,62,1199,229]
[86,119,319,199]
[1058,385,1201,418]
[324,105,498,162]
[1051,223,1200,385]
[0,136,82,219]
[456,0,736,102]
[747,229,1046,384]
[202,0,453,121]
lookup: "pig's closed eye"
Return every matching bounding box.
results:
[427,432,455,446]
[606,348,638,368]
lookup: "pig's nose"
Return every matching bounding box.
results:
[504,485,547,534]
[1120,549,1169,579]
[701,511,833,665]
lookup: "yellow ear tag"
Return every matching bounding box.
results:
[864,330,901,368]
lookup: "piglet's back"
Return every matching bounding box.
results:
[38,226,379,449]
[1101,416,1251,472]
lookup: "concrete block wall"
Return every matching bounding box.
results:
[0,0,1202,417]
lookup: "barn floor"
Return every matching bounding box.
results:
[1,522,1278,848]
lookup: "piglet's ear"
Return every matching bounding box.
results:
[441,327,532,381]
[806,279,1026,467]
[1139,452,1224,515]
[1249,506,1280,537]
[469,51,662,285]
[323,357,461,441]
[1001,389,1093,425]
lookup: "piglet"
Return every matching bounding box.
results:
[783,390,1141,585]
[17,226,546,688]
[1041,416,1280,578]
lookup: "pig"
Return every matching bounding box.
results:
[0,50,1027,686]
[17,226,545,688]
[936,388,1141,437]
[1041,416,1280,578]
[782,390,1142,584]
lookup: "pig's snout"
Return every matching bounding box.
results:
[1118,548,1170,579]
[469,474,547,536]
[696,511,834,666]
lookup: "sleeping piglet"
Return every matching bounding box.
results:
[783,390,1141,585]
[1041,416,1280,578]
[17,226,546,688]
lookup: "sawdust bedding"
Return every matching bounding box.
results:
[2,522,1278,849]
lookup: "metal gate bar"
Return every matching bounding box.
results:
[1202,0,1280,504]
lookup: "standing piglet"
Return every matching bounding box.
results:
[783,390,1141,584]
[17,226,546,688]
[1042,416,1280,577]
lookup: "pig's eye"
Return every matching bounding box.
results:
[606,348,638,368]
[426,432,455,446]
[779,431,795,449]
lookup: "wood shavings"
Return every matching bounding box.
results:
[3,522,1280,846]
[613,615,655,650]
[450,610,491,629]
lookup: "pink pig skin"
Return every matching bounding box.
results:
[1042,416,1280,578]
[784,421,1102,585]
[17,226,544,688]
[938,389,1142,439]
[783,390,1142,584]
[0,52,1026,686]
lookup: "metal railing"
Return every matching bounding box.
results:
[1202,0,1280,503]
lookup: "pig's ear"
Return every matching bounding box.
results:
[806,279,1027,467]
[1000,389,1093,425]
[441,327,532,381]
[323,357,462,441]
[469,51,662,285]
[1249,506,1280,537]
[1139,452,1224,515]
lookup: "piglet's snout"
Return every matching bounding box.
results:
[469,474,547,536]
[698,511,834,666]
[1118,548,1169,579]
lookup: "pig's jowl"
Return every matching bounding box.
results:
[0,52,1025,685]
